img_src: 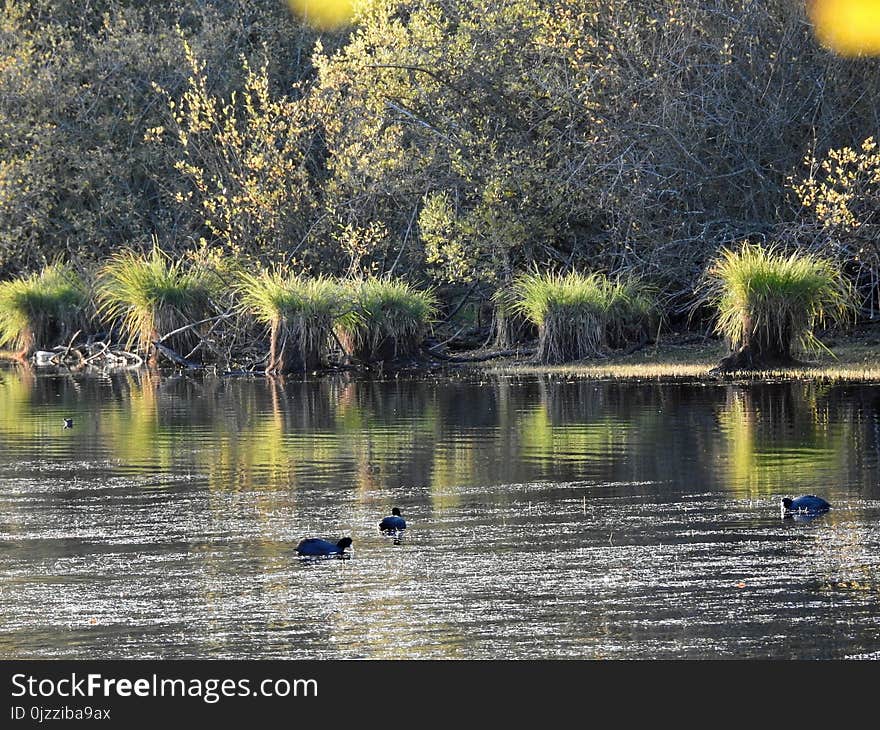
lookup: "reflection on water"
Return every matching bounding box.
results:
[2,366,880,658]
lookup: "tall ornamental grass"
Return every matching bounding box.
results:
[0,264,86,359]
[96,247,213,362]
[704,244,853,363]
[336,278,437,362]
[236,270,342,374]
[512,270,655,364]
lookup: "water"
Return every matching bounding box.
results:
[1,366,880,659]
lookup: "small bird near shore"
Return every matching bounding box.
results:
[295,537,353,558]
[63,418,73,429]
[781,495,830,518]
[379,507,407,534]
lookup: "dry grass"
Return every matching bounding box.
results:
[511,270,655,364]
[0,264,86,355]
[477,330,880,382]
[236,269,343,372]
[96,247,213,354]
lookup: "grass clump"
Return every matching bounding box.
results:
[96,247,213,364]
[337,278,437,362]
[703,243,853,369]
[0,264,86,360]
[491,286,538,348]
[236,269,342,374]
[604,277,658,349]
[512,270,655,364]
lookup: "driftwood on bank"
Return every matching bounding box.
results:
[28,344,142,368]
[152,341,203,370]
[421,343,536,363]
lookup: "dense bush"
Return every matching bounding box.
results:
[0,264,86,359]
[97,248,214,364]
[236,270,343,374]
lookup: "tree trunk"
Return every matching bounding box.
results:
[493,309,537,349]
[266,319,294,375]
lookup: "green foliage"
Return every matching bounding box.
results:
[790,137,880,308]
[604,278,659,350]
[152,39,318,265]
[312,0,880,295]
[96,248,213,353]
[704,244,854,356]
[512,270,654,363]
[5,0,880,317]
[0,0,331,274]
[337,277,437,361]
[0,264,85,351]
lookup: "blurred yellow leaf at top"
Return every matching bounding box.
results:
[810,0,880,55]
[288,0,355,30]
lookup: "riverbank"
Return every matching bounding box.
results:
[8,324,880,383]
[466,324,880,382]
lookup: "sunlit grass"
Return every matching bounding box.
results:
[810,0,880,56]
[96,247,213,355]
[236,269,343,372]
[0,264,86,355]
[479,332,880,382]
[336,277,437,362]
[488,362,880,382]
[511,270,655,363]
[703,243,853,358]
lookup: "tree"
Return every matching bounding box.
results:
[151,38,319,267]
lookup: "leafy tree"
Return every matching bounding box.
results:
[150,38,319,266]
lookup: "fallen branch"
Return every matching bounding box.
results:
[82,341,110,363]
[63,330,81,359]
[153,341,203,370]
[159,313,233,343]
[421,344,535,362]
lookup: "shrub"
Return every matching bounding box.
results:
[336,278,437,362]
[236,270,342,374]
[703,243,853,369]
[512,270,655,364]
[0,264,86,360]
[491,286,538,348]
[96,247,213,364]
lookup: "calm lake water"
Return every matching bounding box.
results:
[1,365,880,659]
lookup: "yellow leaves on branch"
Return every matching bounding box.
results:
[151,38,315,256]
[792,137,880,229]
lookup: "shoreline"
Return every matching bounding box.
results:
[467,329,880,383]
[6,329,880,384]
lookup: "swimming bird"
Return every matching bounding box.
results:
[781,495,830,518]
[379,507,406,534]
[295,537,353,557]
[63,418,73,429]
